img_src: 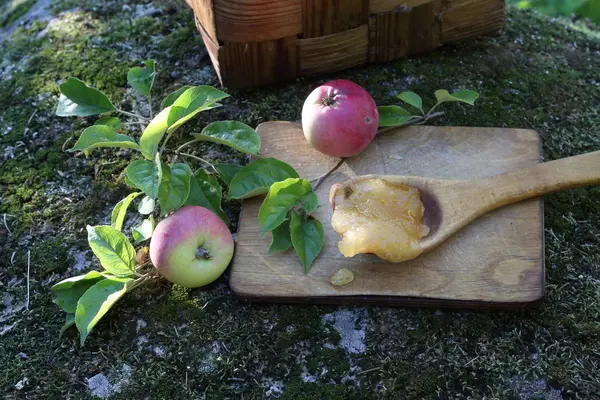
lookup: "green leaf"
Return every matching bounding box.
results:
[127,59,156,97]
[87,225,136,277]
[184,169,228,223]
[214,163,242,185]
[228,158,299,200]
[268,219,292,254]
[377,105,412,127]
[160,85,191,109]
[193,121,260,155]
[166,86,229,134]
[132,216,155,244]
[125,160,160,199]
[111,192,142,231]
[290,213,324,273]
[433,89,479,106]
[69,126,139,156]
[397,91,423,113]
[124,174,139,189]
[94,116,121,131]
[299,191,319,214]
[158,163,192,216]
[60,313,76,337]
[55,77,116,117]
[139,106,171,160]
[51,271,108,313]
[138,196,155,215]
[258,178,313,235]
[75,277,132,346]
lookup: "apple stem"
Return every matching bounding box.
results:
[322,95,336,107]
[196,247,211,260]
[311,158,345,191]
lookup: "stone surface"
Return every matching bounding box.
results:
[0,0,599,398]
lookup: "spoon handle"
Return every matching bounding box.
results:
[475,150,600,212]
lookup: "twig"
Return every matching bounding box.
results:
[159,134,173,158]
[117,109,150,122]
[3,213,12,236]
[148,93,153,120]
[61,137,73,152]
[308,111,446,191]
[311,158,345,191]
[10,251,16,266]
[23,108,38,136]
[124,121,148,126]
[356,367,382,375]
[175,139,199,154]
[177,152,218,173]
[377,111,445,135]
[26,250,30,310]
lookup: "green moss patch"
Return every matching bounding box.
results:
[0,2,599,398]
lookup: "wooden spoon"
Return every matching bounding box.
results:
[337,150,600,257]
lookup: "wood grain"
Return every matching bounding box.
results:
[334,149,600,264]
[218,36,298,89]
[369,0,433,13]
[187,0,506,88]
[442,0,505,42]
[189,0,217,43]
[196,16,222,83]
[297,25,369,75]
[229,122,545,308]
[213,0,302,42]
[302,0,369,38]
[368,0,442,62]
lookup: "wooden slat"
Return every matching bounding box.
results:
[442,0,505,42]
[196,17,223,85]
[369,9,410,62]
[298,25,369,75]
[369,0,442,62]
[218,36,298,88]
[302,0,369,38]
[369,0,433,13]
[229,122,545,307]
[213,0,302,43]
[190,0,217,43]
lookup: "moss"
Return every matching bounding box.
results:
[0,0,37,28]
[1,3,600,399]
[281,382,368,400]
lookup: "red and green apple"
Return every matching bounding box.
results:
[149,205,234,288]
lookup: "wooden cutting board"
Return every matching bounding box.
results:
[229,122,545,308]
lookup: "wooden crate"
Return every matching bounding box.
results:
[185,0,505,89]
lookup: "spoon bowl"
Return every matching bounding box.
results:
[332,150,600,261]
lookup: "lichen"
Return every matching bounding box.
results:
[0,2,599,398]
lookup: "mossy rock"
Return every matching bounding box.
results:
[0,1,599,398]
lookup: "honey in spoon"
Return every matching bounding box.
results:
[329,178,430,263]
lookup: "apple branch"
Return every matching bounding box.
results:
[311,158,345,191]
[310,111,446,191]
[177,152,218,174]
[377,111,445,135]
[117,109,151,122]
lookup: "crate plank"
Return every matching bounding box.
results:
[298,25,369,75]
[369,0,442,62]
[219,36,298,88]
[302,0,369,38]
[213,0,302,43]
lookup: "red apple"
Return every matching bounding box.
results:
[301,79,379,158]
[149,206,234,288]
